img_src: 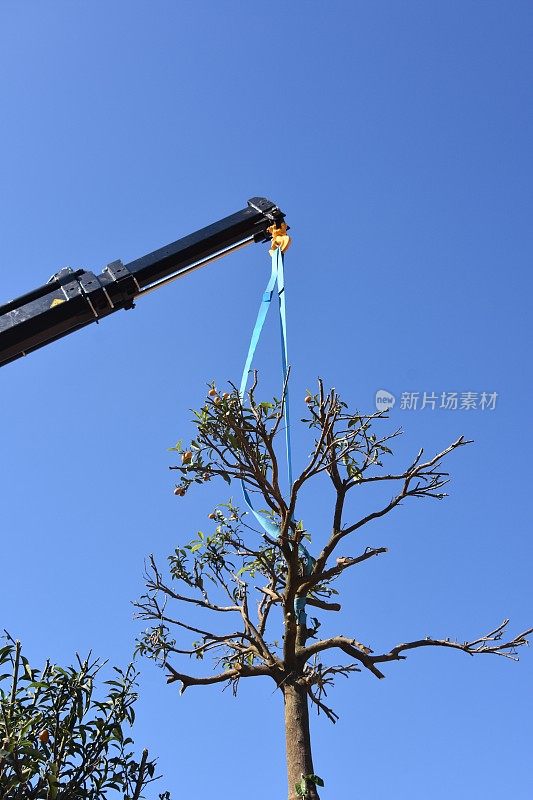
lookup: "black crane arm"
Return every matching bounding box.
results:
[0,197,285,368]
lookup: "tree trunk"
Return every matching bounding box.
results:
[283,679,320,800]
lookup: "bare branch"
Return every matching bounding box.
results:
[165,662,276,693]
[305,685,339,724]
[304,661,361,723]
[131,749,149,800]
[257,585,341,613]
[301,547,388,595]
[143,554,241,613]
[299,636,384,679]
[372,620,533,666]
[312,436,470,575]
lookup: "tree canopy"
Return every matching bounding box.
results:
[135,380,531,799]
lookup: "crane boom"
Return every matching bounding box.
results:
[0,197,285,368]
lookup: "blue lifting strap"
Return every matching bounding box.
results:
[239,247,314,624]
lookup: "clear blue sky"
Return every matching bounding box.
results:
[1,2,532,798]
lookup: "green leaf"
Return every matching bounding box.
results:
[305,774,325,787]
[21,656,34,680]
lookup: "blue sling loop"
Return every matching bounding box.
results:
[239,246,314,624]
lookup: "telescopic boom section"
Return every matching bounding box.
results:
[0,197,285,368]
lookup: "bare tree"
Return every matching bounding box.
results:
[135,379,531,800]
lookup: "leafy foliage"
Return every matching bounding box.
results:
[0,636,169,799]
[295,774,325,797]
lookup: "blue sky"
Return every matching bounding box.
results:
[1,2,532,798]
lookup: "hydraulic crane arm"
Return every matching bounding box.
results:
[0,197,285,368]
